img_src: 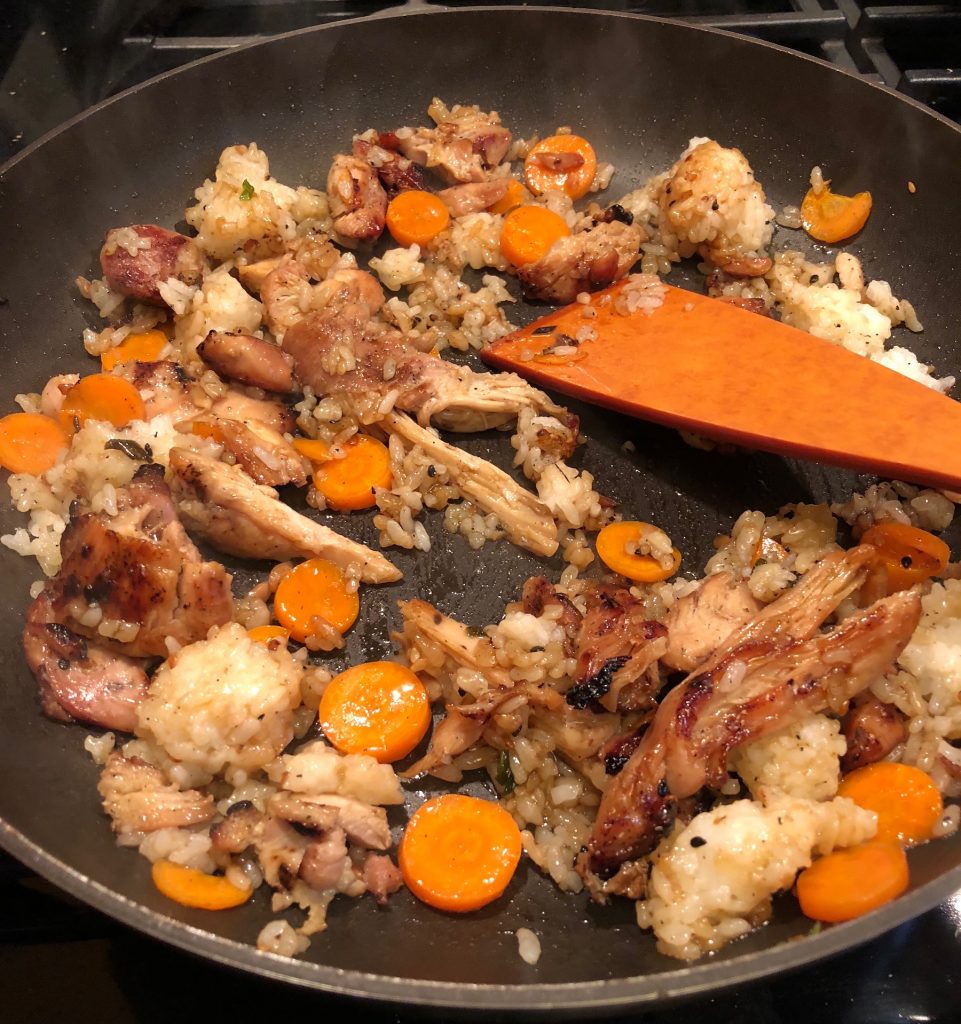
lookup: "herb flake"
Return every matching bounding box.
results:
[496,750,515,795]
[105,438,152,462]
[239,179,256,201]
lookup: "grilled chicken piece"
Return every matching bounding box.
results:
[283,309,566,433]
[582,583,921,887]
[384,412,558,557]
[23,591,149,731]
[517,221,644,304]
[841,693,908,772]
[210,390,296,435]
[270,792,391,850]
[238,234,342,294]
[197,331,296,393]
[262,258,385,338]
[190,415,309,488]
[397,99,512,184]
[46,464,233,658]
[437,180,510,217]
[100,224,205,306]
[353,136,424,196]
[661,572,762,673]
[567,584,668,713]
[299,828,351,890]
[209,800,265,854]
[98,753,215,836]
[362,853,404,904]
[166,447,400,583]
[327,153,388,241]
[115,360,197,422]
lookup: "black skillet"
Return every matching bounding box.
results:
[1,7,960,1015]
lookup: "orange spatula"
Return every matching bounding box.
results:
[481,280,961,492]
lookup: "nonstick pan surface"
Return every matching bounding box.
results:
[1,8,960,1014]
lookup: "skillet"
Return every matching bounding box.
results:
[1,7,960,1014]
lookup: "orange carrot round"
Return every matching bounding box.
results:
[386,190,450,248]
[0,413,68,475]
[100,329,168,371]
[838,761,943,846]
[596,521,681,583]
[500,206,570,267]
[860,521,950,593]
[796,841,908,923]
[399,794,522,913]
[801,183,873,243]
[59,373,146,431]
[292,437,331,464]
[273,557,359,643]
[489,179,528,215]
[319,661,431,763]
[247,624,290,650]
[151,860,251,910]
[312,434,391,512]
[524,134,598,200]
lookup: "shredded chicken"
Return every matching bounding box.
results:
[661,572,762,672]
[98,753,215,836]
[166,447,401,583]
[188,414,309,487]
[581,550,920,889]
[327,153,388,241]
[383,412,558,557]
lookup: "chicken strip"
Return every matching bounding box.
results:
[383,412,558,557]
[282,308,567,433]
[166,447,401,583]
[437,180,510,217]
[582,587,921,886]
[189,414,309,488]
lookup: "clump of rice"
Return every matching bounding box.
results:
[174,264,265,363]
[832,480,954,538]
[186,142,330,260]
[257,919,311,957]
[535,461,610,531]
[613,273,667,316]
[636,795,877,960]
[730,714,846,802]
[136,622,304,775]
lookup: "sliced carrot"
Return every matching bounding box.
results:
[838,761,943,846]
[489,178,527,215]
[796,841,908,923]
[247,624,290,650]
[100,329,167,371]
[312,433,391,512]
[399,794,522,913]
[59,374,146,431]
[801,182,873,243]
[596,520,681,583]
[525,135,598,201]
[860,521,950,592]
[190,420,224,442]
[386,190,450,248]
[292,437,331,464]
[151,860,251,910]
[319,661,431,763]
[500,206,570,267]
[273,557,359,643]
[0,413,68,475]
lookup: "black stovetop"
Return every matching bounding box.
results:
[2,2,961,1021]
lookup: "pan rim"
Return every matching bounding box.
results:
[2,6,960,1011]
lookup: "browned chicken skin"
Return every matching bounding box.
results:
[841,692,908,772]
[437,180,510,217]
[115,360,197,422]
[397,104,512,184]
[46,463,234,658]
[98,753,215,834]
[100,225,205,306]
[197,331,296,393]
[23,591,149,732]
[580,547,920,889]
